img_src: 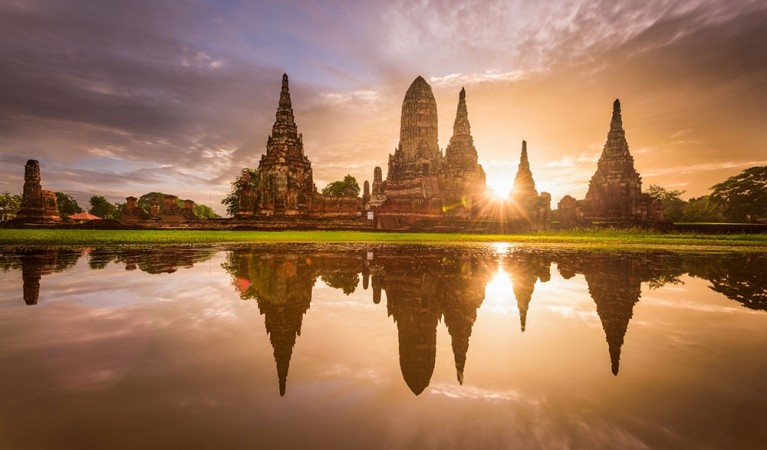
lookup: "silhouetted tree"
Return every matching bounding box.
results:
[648,184,686,223]
[710,166,767,222]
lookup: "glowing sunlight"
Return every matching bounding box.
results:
[487,179,512,200]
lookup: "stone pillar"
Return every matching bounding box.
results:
[150,196,161,217]
[373,166,383,194]
[126,196,138,213]
[163,195,177,211]
[363,180,370,206]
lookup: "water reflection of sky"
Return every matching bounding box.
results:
[0,246,765,449]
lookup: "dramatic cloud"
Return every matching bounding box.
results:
[0,0,765,213]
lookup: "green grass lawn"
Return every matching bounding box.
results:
[1,228,765,251]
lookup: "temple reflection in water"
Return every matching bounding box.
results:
[4,246,766,396]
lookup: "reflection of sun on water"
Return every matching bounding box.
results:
[482,268,517,314]
[491,242,513,256]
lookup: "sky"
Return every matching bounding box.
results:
[1,0,765,215]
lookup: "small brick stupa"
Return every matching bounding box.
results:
[14,160,61,223]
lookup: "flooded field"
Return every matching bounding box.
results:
[0,244,765,449]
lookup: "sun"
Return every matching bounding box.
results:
[487,179,512,200]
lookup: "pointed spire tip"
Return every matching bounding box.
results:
[613,98,621,112]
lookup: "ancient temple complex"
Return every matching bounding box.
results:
[7,75,667,232]
[369,76,520,228]
[14,160,60,223]
[557,99,663,225]
[363,76,552,230]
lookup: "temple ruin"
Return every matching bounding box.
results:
[370,77,491,227]
[14,160,61,223]
[237,74,361,220]
[361,76,553,230]
[121,194,198,225]
[507,140,552,229]
[556,99,663,225]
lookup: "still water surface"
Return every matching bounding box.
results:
[0,244,765,449]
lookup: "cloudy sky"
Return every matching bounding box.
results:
[1,0,765,215]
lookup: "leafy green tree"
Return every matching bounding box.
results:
[89,195,119,219]
[647,184,686,223]
[710,166,767,222]
[222,168,259,217]
[137,192,180,212]
[681,196,724,222]
[322,174,360,197]
[0,192,21,221]
[55,192,83,219]
[194,204,219,219]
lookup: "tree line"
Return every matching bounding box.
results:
[648,166,767,223]
[0,192,219,221]
[2,166,763,222]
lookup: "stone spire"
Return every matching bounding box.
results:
[610,99,623,133]
[445,87,479,170]
[272,73,297,136]
[602,98,630,159]
[511,141,538,201]
[584,98,644,219]
[254,74,317,216]
[452,87,470,137]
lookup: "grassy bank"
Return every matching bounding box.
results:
[1,229,766,251]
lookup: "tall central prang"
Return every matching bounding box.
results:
[384,76,444,199]
[399,76,440,162]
